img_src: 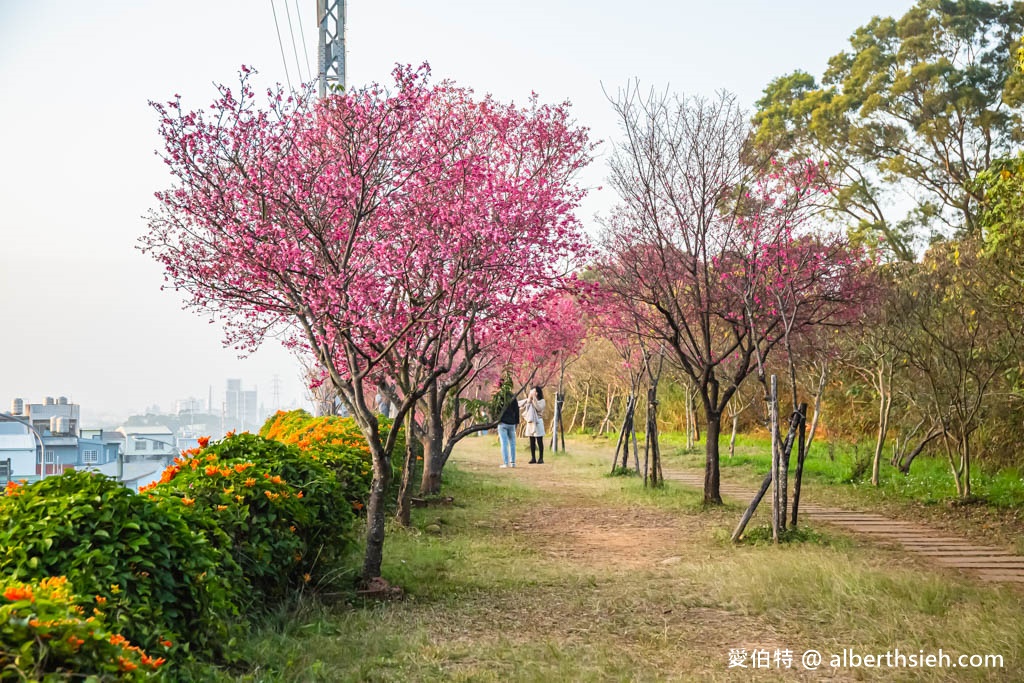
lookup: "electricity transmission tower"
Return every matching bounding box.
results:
[317,0,346,97]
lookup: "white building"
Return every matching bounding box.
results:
[0,421,37,480]
[117,425,175,460]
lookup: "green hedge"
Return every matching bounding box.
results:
[0,472,240,662]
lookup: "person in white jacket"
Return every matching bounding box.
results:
[519,386,547,464]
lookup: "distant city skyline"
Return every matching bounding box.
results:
[0,0,916,420]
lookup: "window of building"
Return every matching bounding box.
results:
[134,440,147,450]
[44,451,55,463]
[83,450,98,464]
[154,441,165,451]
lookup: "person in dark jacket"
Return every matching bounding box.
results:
[497,397,520,468]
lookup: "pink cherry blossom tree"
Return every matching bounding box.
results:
[401,287,588,499]
[598,86,868,504]
[143,65,592,580]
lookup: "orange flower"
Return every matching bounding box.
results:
[303,573,312,583]
[352,501,364,511]
[289,525,296,533]
[4,480,21,496]
[142,654,166,668]
[197,436,210,448]
[217,504,228,511]
[181,497,195,506]
[118,657,138,672]
[3,586,33,602]
[244,478,256,487]
[296,491,304,499]
[161,639,173,648]
[204,465,219,476]
[219,468,232,477]
[95,595,107,604]
[67,635,84,649]
[270,475,283,485]
[233,463,252,473]
[235,494,244,503]
[110,634,128,646]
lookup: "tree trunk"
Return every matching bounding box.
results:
[646,384,663,487]
[580,383,591,432]
[729,413,738,459]
[942,432,965,499]
[898,426,942,474]
[691,391,700,442]
[599,389,616,434]
[962,433,972,499]
[805,363,827,454]
[703,411,723,505]
[418,383,444,496]
[870,362,892,487]
[396,407,416,526]
[567,394,581,433]
[361,446,392,580]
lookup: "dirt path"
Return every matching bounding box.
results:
[663,470,1024,584]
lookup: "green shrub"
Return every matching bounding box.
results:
[0,575,168,680]
[260,410,378,505]
[0,472,240,662]
[150,433,357,606]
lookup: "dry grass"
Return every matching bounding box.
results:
[230,436,1024,682]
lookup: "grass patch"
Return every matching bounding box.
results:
[228,438,1024,682]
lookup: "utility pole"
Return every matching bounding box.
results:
[317,0,346,98]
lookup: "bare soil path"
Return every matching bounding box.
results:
[663,470,1024,584]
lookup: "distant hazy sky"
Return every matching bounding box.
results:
[0,0,914,425]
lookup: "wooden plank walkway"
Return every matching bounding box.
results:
[664,470,1024,584]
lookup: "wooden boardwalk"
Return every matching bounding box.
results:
[664,470,1024,584]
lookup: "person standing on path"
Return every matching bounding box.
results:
[520,386,547,464]
[497,396,520,468]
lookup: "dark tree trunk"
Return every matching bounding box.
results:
[396,407,416,527]
[419,383,444,496]
[703,412,723,505]
[790,404,808,528]
[898,426,942,474]
[361,447,391,580]
[646,385,663,487]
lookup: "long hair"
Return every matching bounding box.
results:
[534,386,544,401]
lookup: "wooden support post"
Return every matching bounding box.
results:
[790,403,808,528]
[732,471,772,542]
[733,403,803,542]
[770,376,780,543]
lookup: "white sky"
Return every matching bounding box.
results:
[0,0,914,426]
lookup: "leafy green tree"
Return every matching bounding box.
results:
[888,239,1024,498]
[755,0,1024,260]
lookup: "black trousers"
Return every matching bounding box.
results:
[529,436,544,461]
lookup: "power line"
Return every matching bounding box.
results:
[270,0,294,91]
[284,1,307,84]
[295,0,313,84]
